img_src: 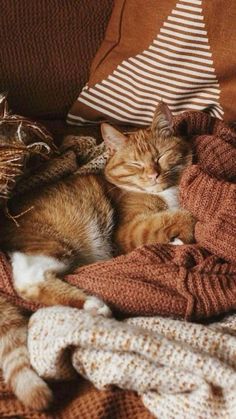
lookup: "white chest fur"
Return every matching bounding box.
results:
[156,186,180,210]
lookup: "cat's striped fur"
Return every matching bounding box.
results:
[0,295,53,409]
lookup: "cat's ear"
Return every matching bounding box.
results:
[101,123,127,154]
[151,102,174,139]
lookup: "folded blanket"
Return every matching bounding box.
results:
[28,306,236,419]
[66,244,236,318]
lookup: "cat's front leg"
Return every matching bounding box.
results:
[11,252,112,317]
[115,210,195,253]
[160,210,196,244]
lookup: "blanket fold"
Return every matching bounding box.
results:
[66,244,236,319]
[28,306,236,419]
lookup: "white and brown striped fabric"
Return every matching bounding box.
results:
[68,0,236,126]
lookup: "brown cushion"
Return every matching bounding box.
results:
[68,0,236,125]
[0,0,114,118]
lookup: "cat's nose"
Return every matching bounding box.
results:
[147,172,159,182]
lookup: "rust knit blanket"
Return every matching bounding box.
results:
[0,110,236,319]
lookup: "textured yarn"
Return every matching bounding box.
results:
[66,244,236,319]
[180,167,236,262]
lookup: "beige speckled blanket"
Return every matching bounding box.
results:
[28,306,236,419]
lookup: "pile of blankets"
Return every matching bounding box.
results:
[0,109,235,418]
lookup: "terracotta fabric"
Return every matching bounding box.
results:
[0,0,114,118]
[1,243,236,319]
[180,167,236,262]
[66,245,236,319]
[68,0,236,125]
[0,372,153,419]
[0,110,236,319]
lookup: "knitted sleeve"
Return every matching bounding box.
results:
[66,245,236,320]
[180,165,236,263]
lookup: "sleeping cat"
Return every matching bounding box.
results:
[0,103,194,409]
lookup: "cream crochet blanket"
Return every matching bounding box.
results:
[28,307,236,419]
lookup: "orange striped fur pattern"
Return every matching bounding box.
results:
[0,295,53,410]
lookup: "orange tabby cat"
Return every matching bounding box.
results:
[0,103,194,409]
[103,105,194,252]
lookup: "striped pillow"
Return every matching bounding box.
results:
[67,0,236,126]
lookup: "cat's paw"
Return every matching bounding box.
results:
[84,296,112,318]
[171,238,184,245]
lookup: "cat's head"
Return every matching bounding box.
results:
[102,102,192,193]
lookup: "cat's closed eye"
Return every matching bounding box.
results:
[128,161,144,169]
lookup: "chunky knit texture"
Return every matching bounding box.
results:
[177,112,236,263]
[13,135,107,197]
[180,167,236,262]
[28,306,236,419]
[66,244,236,319]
